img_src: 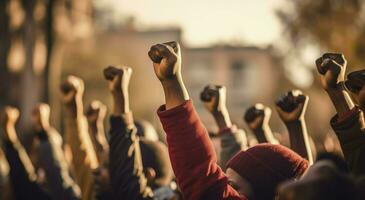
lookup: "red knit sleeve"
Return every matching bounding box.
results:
[157,100,246,200]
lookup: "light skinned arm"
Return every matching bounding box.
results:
[61,76,99,200]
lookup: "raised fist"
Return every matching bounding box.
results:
[1,106,19,127]
[345,69,365,108]
[0,106,20,142]
[60,75,84,106]
[275,90,309,123]
[148,41,181,81]
[200,85,227,113]
[31,103,51,131]
[86,100,107,123]
[103,66,132,94]
[315,53,347,90]
[244,103,271,130]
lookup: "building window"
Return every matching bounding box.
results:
[230,60,246,87]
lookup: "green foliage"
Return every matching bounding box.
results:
[277,0,365,68]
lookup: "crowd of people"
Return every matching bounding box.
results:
[0,41,364,200]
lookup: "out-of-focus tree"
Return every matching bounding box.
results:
[277,0,365,69]
[0,0,93,132]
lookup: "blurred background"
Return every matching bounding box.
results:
[1,0,365,153]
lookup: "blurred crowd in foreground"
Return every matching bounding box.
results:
[0,41,365,200]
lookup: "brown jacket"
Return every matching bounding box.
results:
[331,107,365,175]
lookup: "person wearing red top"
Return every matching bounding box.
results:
[148,41,309,200]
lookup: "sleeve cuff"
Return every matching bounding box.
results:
[331,107,362,130]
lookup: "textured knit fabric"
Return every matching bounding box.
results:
[36,128,81,200]
[226,144,308,200]
[157,100,246,200]
[4,140,52,200]
[109,113,154,200]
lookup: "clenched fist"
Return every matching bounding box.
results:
[103,66,132,94]
[315,53,347,91]
[0,106,20,142]
[244,103,271,130]
[275,90,309,123]
[200,85,227,113]
[31,103,51,131]
[86,100,107,124]
[148,41,181,81]
[60,75,84,106]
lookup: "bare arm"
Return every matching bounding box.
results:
[276,90,314,165]
[244,104,279,144]
[61,76,99,200]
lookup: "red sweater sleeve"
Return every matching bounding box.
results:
[157,100,246,200]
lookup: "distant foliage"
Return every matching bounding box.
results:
[277,0,365,68]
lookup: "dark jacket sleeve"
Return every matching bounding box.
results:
[157,100,246,200]
[219,126,248,170]
[331,107,365,175]
[37,129,81,200]
[108,113,154,200]
[4,140,52,200]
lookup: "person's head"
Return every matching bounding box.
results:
[226,143,308,200]
[135,120,160,142]
[139,139,174,189]
[277,159,358,200]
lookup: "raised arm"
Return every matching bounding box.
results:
[316,53,365,175]
[85,100,109,163]
[244,104,279,144]
[149,41,243,200]
[1,107,51,200]
[200,85,248,168]
[275,90,314,164]
[60,76,99,200]
[104,66,153,199]
[32,103,81,200]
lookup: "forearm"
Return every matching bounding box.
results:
[327,86,355,116]
[112,91,130,115]
[212,109,233,131]
[161,77,189,110]
[64,108,99,199]
[285,120,313,164]
[251,125,278,144]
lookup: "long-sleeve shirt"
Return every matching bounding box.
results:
[109,113,154,200]
[64,116,99,200]
[36,128,81,200]
[331,107,365,175]
[3,140,51,200]
[219,126,248,170]
[157,100,247,200]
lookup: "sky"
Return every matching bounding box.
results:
[95,0,288,47]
